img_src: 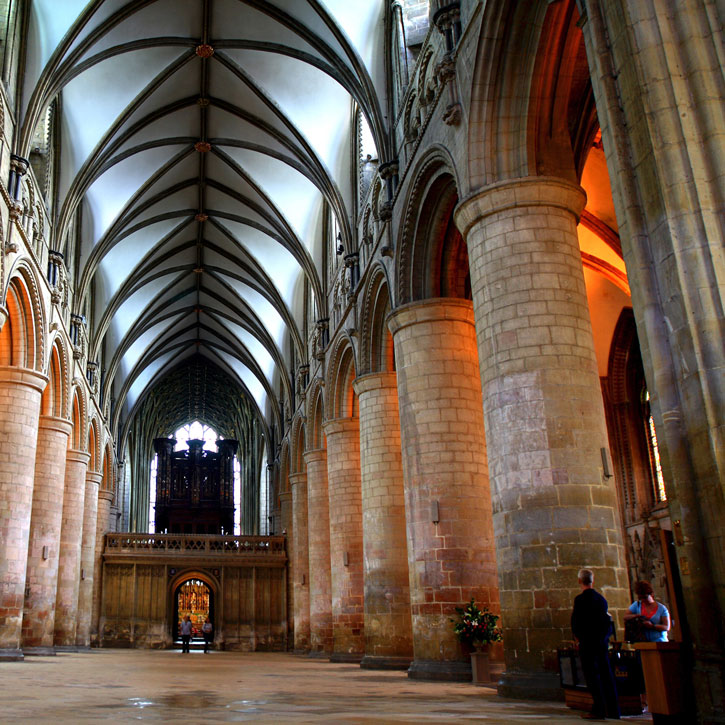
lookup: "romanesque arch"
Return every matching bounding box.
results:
[358,266,394,376]
[101,441,115,494]
[279,439,290,496]
[88,417,101,473]
[69,382,88,452]
[305,380,325,452]
[289,414,306,475]
[40,337,70,419]
[325,334,357,421]
[396,149,464,305]
[1,265,45,370]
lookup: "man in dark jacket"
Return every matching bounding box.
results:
[571,568,621,720]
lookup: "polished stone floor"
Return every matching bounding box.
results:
[0,649,652,723]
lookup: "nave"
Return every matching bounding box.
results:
[0,648,652,723]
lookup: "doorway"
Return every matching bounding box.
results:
[172,578,214,642]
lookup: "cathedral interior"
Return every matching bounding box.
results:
[0,0,722,722]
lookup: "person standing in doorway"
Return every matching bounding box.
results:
[571,568,621,720]
[180,615,193,653]
[202,618,213,653]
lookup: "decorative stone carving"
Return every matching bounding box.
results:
[70,314,87,361]
[443,102,462,126]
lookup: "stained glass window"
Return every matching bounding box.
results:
[643,390,667,503]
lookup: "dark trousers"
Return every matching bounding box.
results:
[579,642,621,718]
[181,635,191,653]
[203,633,212,652]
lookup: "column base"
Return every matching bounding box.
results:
[307,649,331,659]
[0,648,24,661]
[293,648,310,655]
[407,659,472,681]
[360,655,412,670]
[497,671,564,701]
[22,646,56,656]
[55,645,88,653]
[329,652,363,664]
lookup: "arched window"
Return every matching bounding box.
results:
[641,389,667,504]
[174,420,218,452]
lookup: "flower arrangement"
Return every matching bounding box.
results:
[451,598,502,649]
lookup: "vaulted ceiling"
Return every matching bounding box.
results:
[20,0,387,444]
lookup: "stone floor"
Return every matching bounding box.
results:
[0,649,653,723]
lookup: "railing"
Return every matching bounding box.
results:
[104,533,286,557]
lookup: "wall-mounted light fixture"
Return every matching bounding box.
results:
[42,545,49,560]
[343,552,349,567]
[601,447,614,478]
[431,500,440,524]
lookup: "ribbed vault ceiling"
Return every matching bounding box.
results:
[21,0,386,441]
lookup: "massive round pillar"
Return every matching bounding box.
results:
[304,448,333,655]
[290,471,310,652]
[323,418,365,662]
[76,470,102,647]
[388,300,499,681]
[91,489,113,645]
[54,449,90,648]
[21,415,72,654]
[455,177,629,698]
[353,372,413,670]
[279,489,293,647]
[0,367,46,660]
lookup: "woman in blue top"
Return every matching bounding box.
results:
[624,580,670,642]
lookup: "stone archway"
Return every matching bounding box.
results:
[169,572,217,644]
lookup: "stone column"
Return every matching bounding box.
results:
[388,300,499,681]
[91,489,113,645]
[21,415,73,654]
[455,177,629,698]
[279,489,293,648]
[0,367,47,660]
[290,471,310,652]
[76,470,101,647]
[324,418,365,662]
[304,448,333,655]
[353,372,413,670]
[54,449,90,648]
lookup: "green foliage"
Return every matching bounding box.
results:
[450,598,502,647]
